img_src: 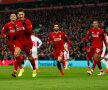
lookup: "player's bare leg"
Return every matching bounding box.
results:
[14,47,24,77]
[57,56,64,76]
[28,55,37,77]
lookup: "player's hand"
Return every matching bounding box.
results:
[6,35,10,39]
[47,42,49,44]
[22,21,27,27]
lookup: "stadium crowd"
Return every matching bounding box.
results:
[0,5,108,60]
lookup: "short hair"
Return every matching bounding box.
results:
[17,8,24,14]
[93,20,99,23]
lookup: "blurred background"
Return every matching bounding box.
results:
[0,0,108,61]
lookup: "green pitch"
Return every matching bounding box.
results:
[0,66,108,90]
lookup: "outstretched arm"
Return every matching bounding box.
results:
[47,33,52,44]
[1,24,7,37]
[82,30,91,42]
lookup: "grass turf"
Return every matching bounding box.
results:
[0,66,108,90]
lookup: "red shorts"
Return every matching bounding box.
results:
[53,49,64,60]
[15,40,33,56]
[8,41,15,55]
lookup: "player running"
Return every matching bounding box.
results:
[81,20,107,75]
[23,31,42,72]
[64,42,70,69]
[47,25,70,76]
[1,13,23,77]
[14,8,36,77]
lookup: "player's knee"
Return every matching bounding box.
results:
[14,47,21,57]
[93,54,99,61]
[14,51,20,57]
[28,55,33,60]
[57,57,62,62]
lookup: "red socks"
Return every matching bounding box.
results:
[97,61,103,72]
[57,62,62,72]
[14,60,18,74]
[30,58,36,70]
[15,56,23,69]
[91,60,103,73]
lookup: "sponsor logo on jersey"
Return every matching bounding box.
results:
[10,30,15,33]
[16,27,25,31]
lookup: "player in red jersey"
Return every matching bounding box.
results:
[81,20,107,75]
[13,8,36,77]
[84,46,93,70]
[47,25,70,76]
[1,13,23,77]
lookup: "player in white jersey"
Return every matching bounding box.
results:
[101,32,108,73]
[64,42,69,69]
[23,32,42,72]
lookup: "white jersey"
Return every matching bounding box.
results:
[64,43,69,59]
[101,35,108,58]
[31,35,42,58]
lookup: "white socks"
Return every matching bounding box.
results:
[65,61,68,68]
[23,60,29,68]
[35,60,38,69]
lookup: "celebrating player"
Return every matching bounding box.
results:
[81,20,107,75]
[23,31,42,72]
[13,8,36,77]
[64,41,70,69]
[1,13,23,77]
[47,25,70,76]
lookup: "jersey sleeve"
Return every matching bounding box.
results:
[82,29,91,42]
[25,19,32,35]
[1,24,8,37]
[35,37,42,48]
[62,32,70,50]
[47,33,52,44]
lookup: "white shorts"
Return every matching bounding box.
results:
[32,47,38,58]
[64,51,69,59]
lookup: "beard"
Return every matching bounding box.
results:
[54,29,59,32]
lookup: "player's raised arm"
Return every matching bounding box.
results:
[47,33,52,44]
[1,24,7,37]
[35,37,42,48]
[82,29,91,42]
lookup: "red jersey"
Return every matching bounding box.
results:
[82,28,107,48]
[1,22,16,43]
[47,31,70,51]
[14,18,32,42]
